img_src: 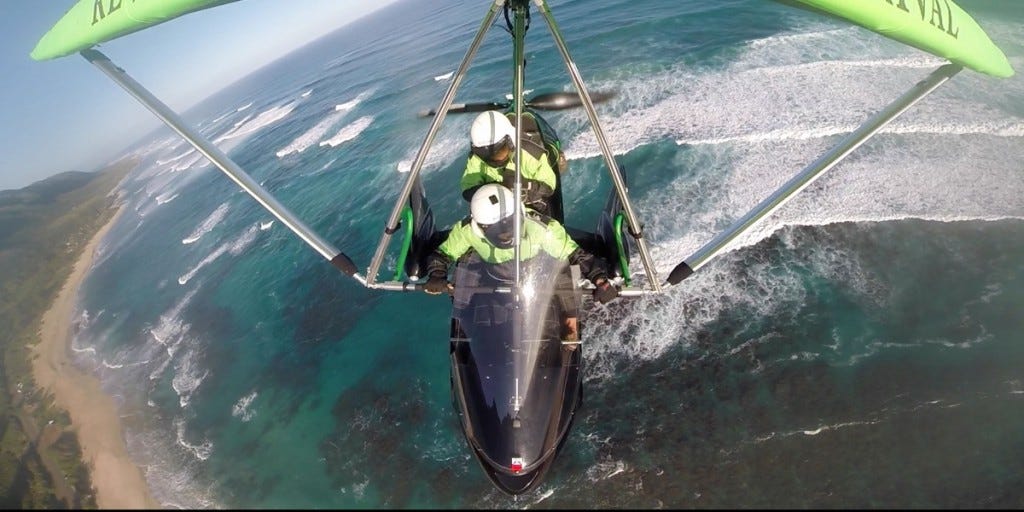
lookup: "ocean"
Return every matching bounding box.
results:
[72,0,1023,507]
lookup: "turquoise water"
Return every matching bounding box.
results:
[73,0,1024,507]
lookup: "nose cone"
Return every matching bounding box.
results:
[476,451,556,496]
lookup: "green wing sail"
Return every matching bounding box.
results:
[776,0,1013,78]
[31,0,240,61]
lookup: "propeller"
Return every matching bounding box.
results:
[418,90,616,117]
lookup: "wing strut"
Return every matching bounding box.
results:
[534,0,663,293]
[80,49,366,285]
[364,0,507,286]
[667,63,963,285]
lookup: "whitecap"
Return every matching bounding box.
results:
[171,348,208,409]
[149,288,199,352]
[182,203,230,245]
[396,133,464,174]
[178,224,261,285]
[276,109,351,157]
[156,148,196,166]
[231,391,258,422]
[334,89,374,112]
[174,419,213,461]
[155,192,179,205]
[319,116,374,147]
[214,102,298,153]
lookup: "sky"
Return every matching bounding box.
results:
[0,0,401,191]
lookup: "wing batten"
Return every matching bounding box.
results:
[775,0,1013,78]
[31,0,240,61]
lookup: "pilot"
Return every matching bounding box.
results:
[460,111,560,216]
[423,184,618,341]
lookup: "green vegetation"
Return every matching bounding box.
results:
[0,159,135,509]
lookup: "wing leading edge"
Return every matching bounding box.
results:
[775,0,1013,77]
[31,0,241,61]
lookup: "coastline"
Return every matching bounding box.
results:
[31,205,161,509]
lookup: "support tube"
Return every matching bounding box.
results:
[534,0,662,293]
[365,0,506,285]
[81,49,364,283]
[669,63,962,284]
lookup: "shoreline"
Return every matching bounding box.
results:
[31,205,161,509]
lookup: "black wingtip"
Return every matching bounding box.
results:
[330,253,358,276]
[666,261,694,285]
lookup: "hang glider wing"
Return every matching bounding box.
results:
[775,0,1013,77]
[31,0,240,61]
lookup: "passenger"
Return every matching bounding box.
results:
[461,111,559,216]
[423,184,617,340]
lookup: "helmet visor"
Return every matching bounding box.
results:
[479,215,517,249]
[471,135,513,167]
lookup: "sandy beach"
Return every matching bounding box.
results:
[31,206,161,509]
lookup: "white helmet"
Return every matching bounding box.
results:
[470,184,520,248]
[470,111,515,149]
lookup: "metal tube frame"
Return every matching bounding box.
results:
[511,2,527,295]
[681,63,962,275]
[80,48,368,286]
[82,3,959,300]
[533,0,663,293]
[364,0,507,286]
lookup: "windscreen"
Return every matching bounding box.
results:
[449,252,583,474]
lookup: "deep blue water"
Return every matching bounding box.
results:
[73,0,1024,507]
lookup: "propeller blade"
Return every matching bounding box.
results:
[418,102,507,117]
[417,91,616,117]
[526,90,616,110]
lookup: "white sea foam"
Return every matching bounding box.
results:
[174,418,213,461]
[168,150,209,173]
[396,133,464,174]
[155,192,179,205]
[532,489,555,504]
[208,110,233,125]
[231,391,258,422]
[575,23,1024,376]
[334,89,373,112]
[150,288,198,349]
[178,224,261,285]
[101,357,151,370]
[129,135,180,163]
[122,421,223,509]
[276,109,351,157]
[232,112,254,128]
[434,71,453,81]
[71,345,97,355]
[585,460,627,483]
[171,348,209,409]
[214,102,298,153]
[260,220,274,230]
[317,157,338,174]
[754,418,884,444]
[156,148,196,166]
[319,116,374,147]
[144,287,201,386]
[676,120,1024,146]
[182,202,230,245]
[237,101,253,112]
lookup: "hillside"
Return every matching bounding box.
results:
[0,158,135,509]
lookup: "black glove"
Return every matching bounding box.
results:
[592,278,618,304]
[424,274,449,295]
